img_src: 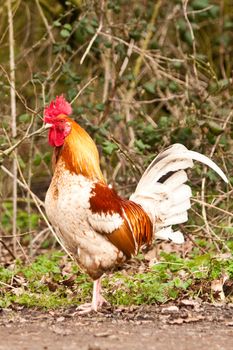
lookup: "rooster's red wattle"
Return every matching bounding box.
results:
[44,95,228,312]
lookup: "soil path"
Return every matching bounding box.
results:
[0,303,233,350]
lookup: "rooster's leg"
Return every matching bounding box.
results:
[76,278,108,314]
[91,278,107,311]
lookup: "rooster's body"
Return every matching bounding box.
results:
[44,96,227,312]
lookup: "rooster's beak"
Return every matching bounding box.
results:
[45,123,53,128]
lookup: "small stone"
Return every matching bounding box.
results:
[161,305,179,314]
[180,299,199,307]
[168,318,183,325]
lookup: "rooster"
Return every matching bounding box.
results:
[44,95,228,312]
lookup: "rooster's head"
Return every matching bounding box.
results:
[44,95,72,147]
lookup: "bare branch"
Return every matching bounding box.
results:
[71,76,98,105]
[80,0,105,65]
[7,0,17,255]
[182,0,198,79]
[0,124,50,160]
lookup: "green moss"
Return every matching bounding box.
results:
[0,251,233,309]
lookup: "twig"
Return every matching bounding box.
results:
[199,111,232,250]
[0,166,74,261]
[109,135,143,178]
[191,198,233,219]
[80,0,104,65]
[15,153,74,260]
[180,229,207,254]
[71,76,98,105]
[35,0,65,65]
[133,1,162,80]
[102,41,112,104]
[0,124,50,160]
[7,0,17,255]
[35,0,54,43]
[187,5,214,15]
[0,65,37,114]
[123,1,162,147]
[1,165,44,207]
[26,117,37,256]
[31,228,49,246]
[109,94,185,105]
[0,239,16,260]
[183,0,198,80]
[119,39,134,78]
[0,281,17,289]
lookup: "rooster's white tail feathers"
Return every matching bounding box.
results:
[130,144,227,244]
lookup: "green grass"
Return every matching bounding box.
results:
[0,251,233,309]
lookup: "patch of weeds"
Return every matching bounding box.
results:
[0,252,92,309]
[104,252,233,305]
[0,251,233,309]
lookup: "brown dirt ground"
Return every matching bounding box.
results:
[0,303,233,350]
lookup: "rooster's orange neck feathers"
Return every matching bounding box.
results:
[54,117,105,182]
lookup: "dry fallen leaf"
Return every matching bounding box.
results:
[12,287,24,296]
[211,273,229,301]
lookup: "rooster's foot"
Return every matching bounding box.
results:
[75,296,109,314]
[75,302,95,314]
[75,278,108,314]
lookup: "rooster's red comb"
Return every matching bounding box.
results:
[44,95,72,122]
